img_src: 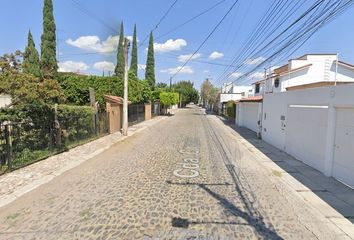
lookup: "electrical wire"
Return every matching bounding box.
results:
[169,0,240,82]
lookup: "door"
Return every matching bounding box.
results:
[333,108,354,188]
[285,105,328,173]
[242,103,259,133]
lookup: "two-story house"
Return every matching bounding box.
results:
[219,83,252,116]
[235,54,354,136]
[260,54,354,94]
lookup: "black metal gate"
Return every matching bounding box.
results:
[128,104,145,126]
[151,100,161,117]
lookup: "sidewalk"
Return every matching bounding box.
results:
[0,116,166,209]
[215,115,354,239]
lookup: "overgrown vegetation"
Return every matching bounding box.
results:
[226,100,236,119]
[159,92,179,114]
[173,81,199,106]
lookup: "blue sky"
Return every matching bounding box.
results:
[1,0,354,89]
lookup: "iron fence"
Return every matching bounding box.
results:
[0,112,108,175]
[128,104,145,126]
[151,101,161,117]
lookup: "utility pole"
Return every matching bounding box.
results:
[335,53,339,86]
[169,77,172,89]
[122,38,130,136]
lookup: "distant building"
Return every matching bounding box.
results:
[219,83,252,115]
[236,54,354,136]
[252,54,354,96]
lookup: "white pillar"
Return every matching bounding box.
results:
[324,103,336,177]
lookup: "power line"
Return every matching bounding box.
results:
[215,0,328,85]
[169,0,240,81]
[155,0,228,41]
[222,0,353,87]
[68,0,117,34]
[138,0,180,48]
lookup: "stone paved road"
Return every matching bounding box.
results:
[0,106,345,239]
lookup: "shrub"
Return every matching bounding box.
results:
[160,92,179,107]
[226,100,236,119]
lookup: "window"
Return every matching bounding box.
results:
[274,78,280,88]
[255,83,260,93]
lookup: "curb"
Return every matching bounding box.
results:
[0,116,166,209]
[211,115,354,239]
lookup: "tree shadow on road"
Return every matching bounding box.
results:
[166,180,283,239]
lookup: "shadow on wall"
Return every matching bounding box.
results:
[218,116,354,224]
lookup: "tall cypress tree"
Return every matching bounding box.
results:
[129,24,138,77]
[23,30,41,78]
[145,31,155,89]
[115,22,125,80]
[40,0,58,79]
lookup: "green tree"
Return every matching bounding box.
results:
[0,72,65,106]
[201,78,219,111]
[173,80,199,106]
[156,82,168,89]
[0,51,22,74]
[226,100,236,119]
[129,24,138,77]
[40,0,58,79]
[145,31,155,90]
[23,30,41,78]
[115,22,125,79]
[159,92,179,114]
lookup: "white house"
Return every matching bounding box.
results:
[234,54,354,188]
[219,83,252,115]
[262,84,354,188]
[259,54,354,94]
[236,54,354,136]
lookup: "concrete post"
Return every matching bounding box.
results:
[145,103,152,121]
[122,38,130,136]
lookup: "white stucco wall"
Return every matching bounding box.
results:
[235,102,262,134]
[262,83,354,184]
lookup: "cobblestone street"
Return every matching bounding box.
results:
[0,106,347,239]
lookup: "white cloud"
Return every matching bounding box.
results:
[177,53,201,62]
[208,51,224,60]
[138,64,146,70]
[161,66,194,75]
[203,70,210,73]
[230,72,243,78]
[58,61,89,73]
[244,57,266,65]
[249,71,264,79]
[154,39,187,53]
[66,35,134,54]
[126,36,137,43]
[93,61,115,72]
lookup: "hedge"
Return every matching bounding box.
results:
[226,100,236,119]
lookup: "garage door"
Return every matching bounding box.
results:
[333,108,354,189]
[242,103,259,133]
[285,105,328,173]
